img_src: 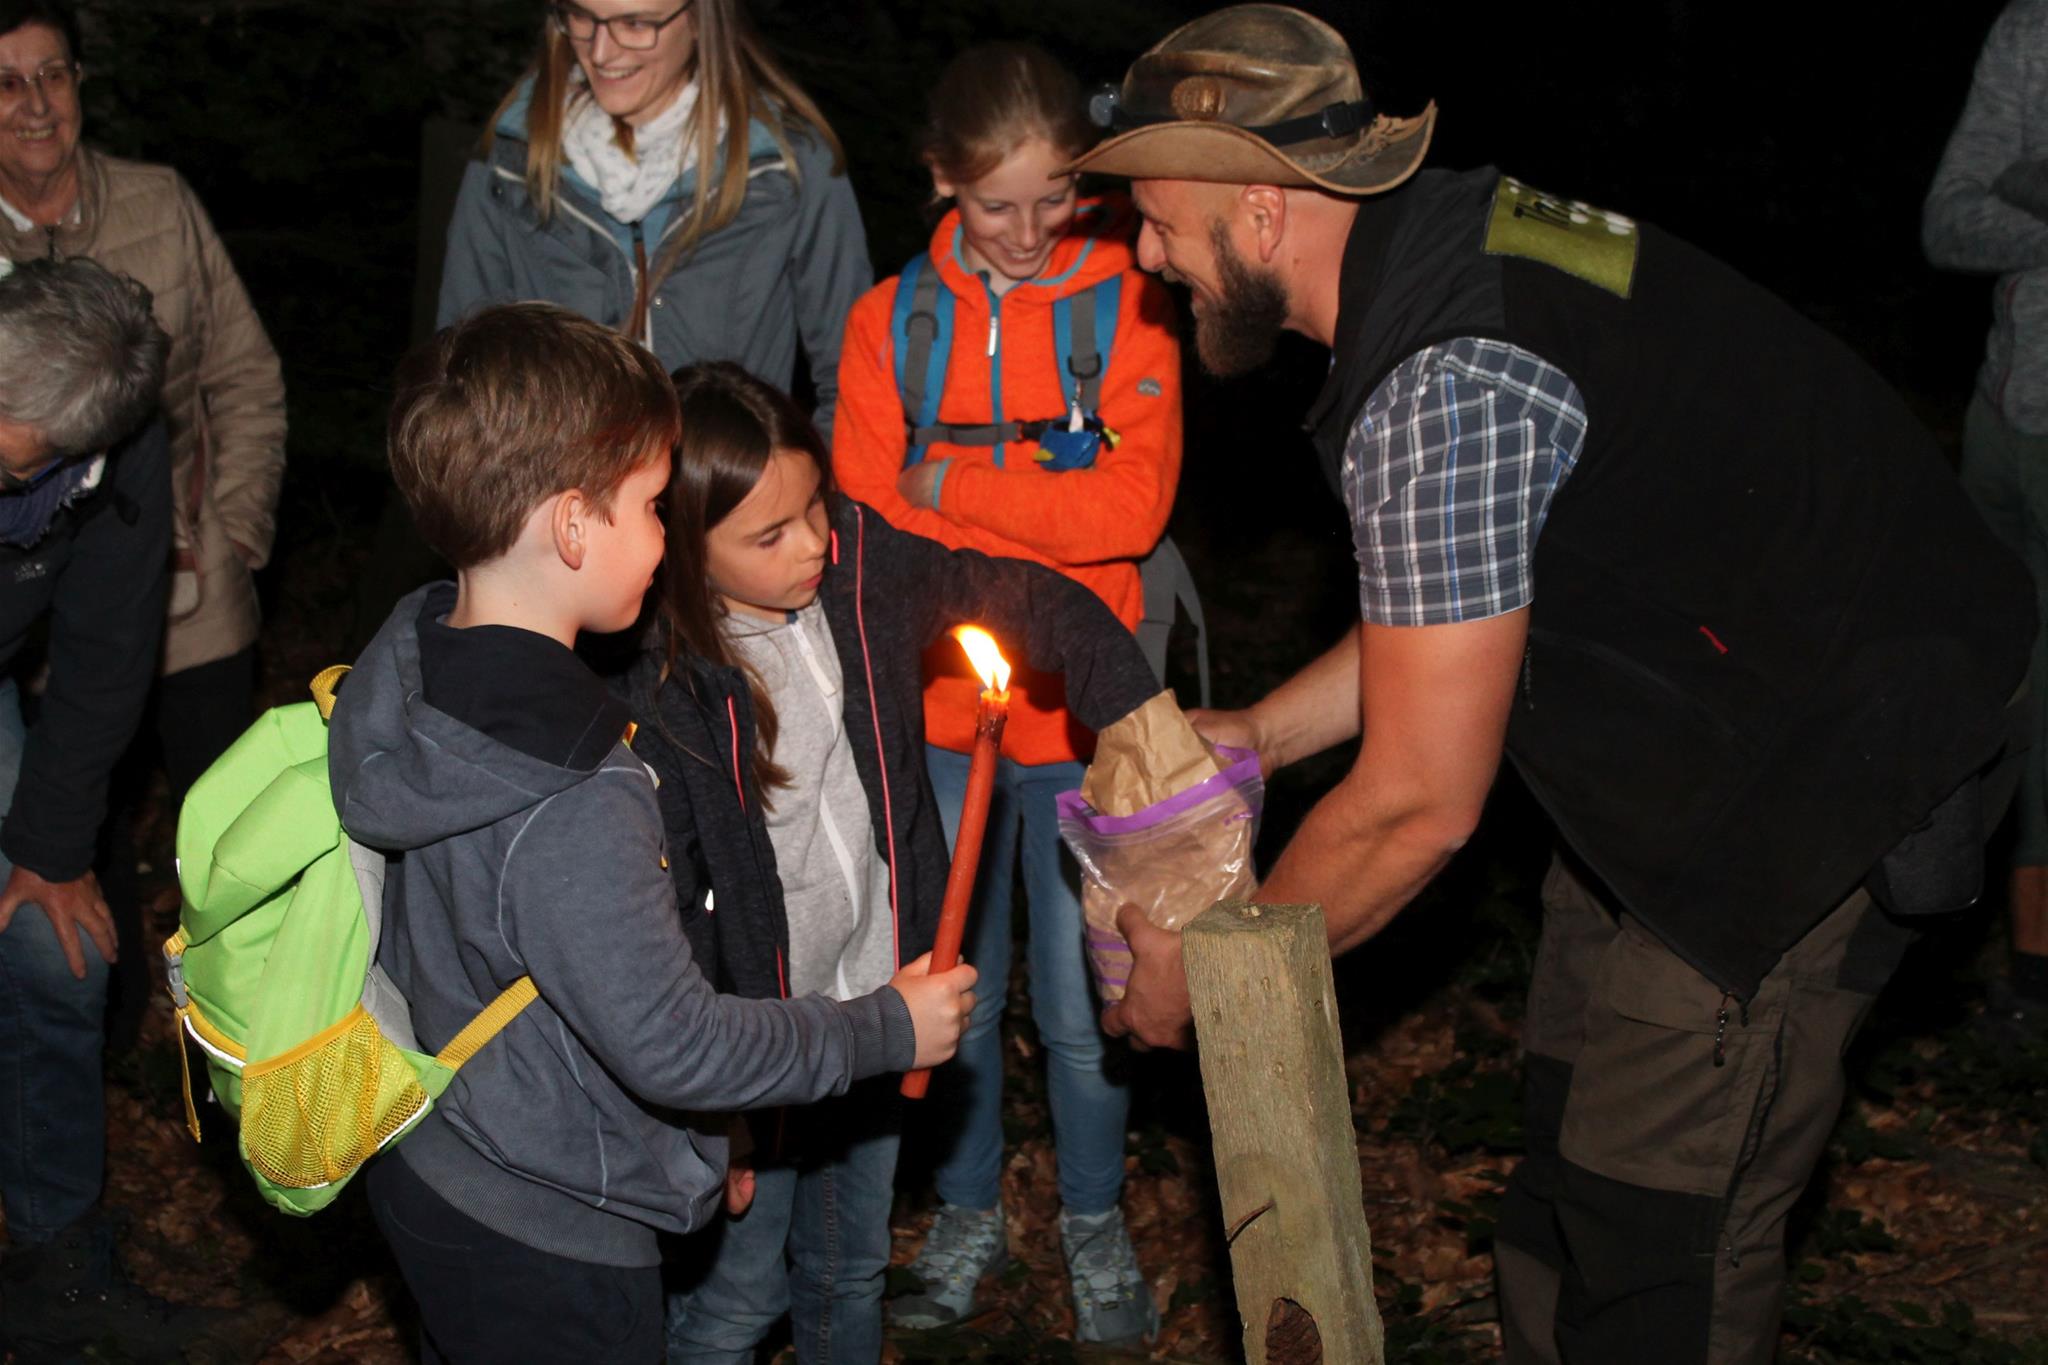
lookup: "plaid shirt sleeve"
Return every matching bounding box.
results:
[1343,338,1588,626]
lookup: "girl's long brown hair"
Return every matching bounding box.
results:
[660,361,831,802]
[921,41,1097,187]
[486,1,846,261]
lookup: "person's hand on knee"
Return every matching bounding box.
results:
[0,867,117,979]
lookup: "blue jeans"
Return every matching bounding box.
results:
[666,1083,901,1365]
[0,678,109,1243]
[923,746,1127,1215]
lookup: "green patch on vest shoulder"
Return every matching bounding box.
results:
[1484,176,1638,298]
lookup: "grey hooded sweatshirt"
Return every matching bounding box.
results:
[329,584,913,1267]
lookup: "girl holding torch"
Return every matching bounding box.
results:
[620,363,1156,1362]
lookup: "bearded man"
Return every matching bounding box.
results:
[1075,7,2034,1362]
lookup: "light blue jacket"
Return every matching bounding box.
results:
[438,83,871,437]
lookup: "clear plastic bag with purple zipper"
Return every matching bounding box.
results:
[1055,745,1263,1002]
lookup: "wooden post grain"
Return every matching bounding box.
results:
[1183,901,1384,1365]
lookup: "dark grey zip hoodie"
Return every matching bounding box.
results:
[329,584,913,1267]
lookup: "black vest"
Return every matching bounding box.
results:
[1308,168,2033,996]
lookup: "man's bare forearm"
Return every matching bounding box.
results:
[1255,611,1528,954]
[1254,772,1468,953]
[1248,625,1363,770]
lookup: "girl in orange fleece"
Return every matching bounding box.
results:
[831,41,1181,1347]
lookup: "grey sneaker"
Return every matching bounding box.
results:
[1060,1206,1159,1346]
[889,1203,1009,1330]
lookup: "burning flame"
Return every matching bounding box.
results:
[954,626,1011,696]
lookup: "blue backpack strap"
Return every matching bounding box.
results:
[1053,277,1123,414]
[890,254,954,469]
[1090,276,1121,409]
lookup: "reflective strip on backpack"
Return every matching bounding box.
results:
[180,999,248,1066]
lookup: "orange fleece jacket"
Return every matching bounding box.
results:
[833,197,1184,765]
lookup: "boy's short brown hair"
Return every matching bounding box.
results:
[387,303,681,569]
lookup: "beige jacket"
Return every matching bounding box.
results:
[0,148,286,674]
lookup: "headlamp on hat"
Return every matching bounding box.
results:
[1089,83,1375,150]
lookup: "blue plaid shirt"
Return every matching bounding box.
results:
[1342,338,1588,626]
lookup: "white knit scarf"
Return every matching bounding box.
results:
[561,77,704,225]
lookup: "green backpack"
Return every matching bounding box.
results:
[163,666,534,1216]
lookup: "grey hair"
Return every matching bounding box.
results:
[0,257,169,457]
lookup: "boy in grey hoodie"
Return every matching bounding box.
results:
[330,304,975,1364]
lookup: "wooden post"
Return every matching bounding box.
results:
[1183,900,1384,1365]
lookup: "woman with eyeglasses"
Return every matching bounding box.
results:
[0,0,286,1042]
[440,0,869,439]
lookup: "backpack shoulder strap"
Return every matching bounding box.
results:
[891,254,954,470]
[1052,276,1123,414]
[310,664,349,719]
[435,976,539,1070]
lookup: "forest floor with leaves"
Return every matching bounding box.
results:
[29,457,2048,1364]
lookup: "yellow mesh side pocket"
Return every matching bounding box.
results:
[239,1005,428,1189]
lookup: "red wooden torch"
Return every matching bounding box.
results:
[902,626,1011,1099]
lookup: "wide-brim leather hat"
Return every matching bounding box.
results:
[1068,4,1435,195]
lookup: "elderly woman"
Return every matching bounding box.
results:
[0,0,284,802]
[0,256,217,1359]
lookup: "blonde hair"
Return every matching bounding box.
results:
[921,42,1096,187]
[486,0,845,262]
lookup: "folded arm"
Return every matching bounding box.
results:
[830,293,1051,562]
[933,275,1183,564]
[1925,8,2048,273]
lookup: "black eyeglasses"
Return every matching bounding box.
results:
[550,0,694,51]
[0,60,81,108]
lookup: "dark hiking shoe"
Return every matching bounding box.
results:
[0,1212,230,1363]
